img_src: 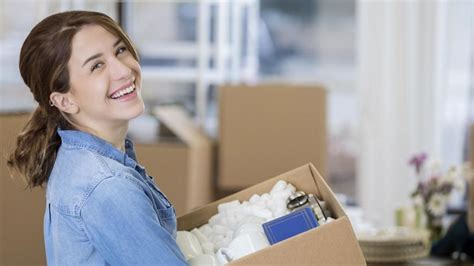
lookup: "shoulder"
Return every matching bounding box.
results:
[55,141,113,175]
[81,173,147,208]
[79,173,154,222]
[46,145,137,216]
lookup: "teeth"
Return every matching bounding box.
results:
[110,82,136,99]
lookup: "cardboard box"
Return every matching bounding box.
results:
[0,112,46,265]
[134,106,214,216]
[178,163,366,265]
[218,84,327,190]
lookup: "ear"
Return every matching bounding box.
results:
[50,92,79,114]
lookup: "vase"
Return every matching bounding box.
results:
[426,214,443,242]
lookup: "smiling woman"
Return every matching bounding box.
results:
[52,24,144,148]
[7,11,187,265]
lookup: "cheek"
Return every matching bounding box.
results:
[80,79,109,103]
[69,71,110,107]
[128,58,141,75]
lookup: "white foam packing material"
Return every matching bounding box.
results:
[196,180,296,251]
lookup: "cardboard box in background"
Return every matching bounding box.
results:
[178,163,365,265]
[218,84,327,190]
[134,106,214,216]
[0,112,46,265]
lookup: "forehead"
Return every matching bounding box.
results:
[70,25,118,61]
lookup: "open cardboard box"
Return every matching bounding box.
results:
[134,106,214,216]
[178,163,366,265]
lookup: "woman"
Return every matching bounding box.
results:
[7,11,187,265]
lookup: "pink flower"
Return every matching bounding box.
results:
[409,153,427,174]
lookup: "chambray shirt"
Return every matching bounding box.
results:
[44,129,187,265]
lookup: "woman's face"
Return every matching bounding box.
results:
[66,24,144,129]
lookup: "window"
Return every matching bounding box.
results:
[0,0,117,111]
[259,0,357,200]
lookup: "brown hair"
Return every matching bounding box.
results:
[7,11,139,188]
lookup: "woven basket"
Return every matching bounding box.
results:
[357,227,430,263]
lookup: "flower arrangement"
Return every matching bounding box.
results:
[409,153,470,241]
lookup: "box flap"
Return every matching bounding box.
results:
[308,163,347,219]
[153,105,210,147]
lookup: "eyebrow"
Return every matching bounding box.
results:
[81,39,123,67]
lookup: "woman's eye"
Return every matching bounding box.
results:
[116,46,127,55]
[91,62,104,72]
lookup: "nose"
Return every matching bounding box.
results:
[109,57,132,81]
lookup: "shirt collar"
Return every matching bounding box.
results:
[57,129,138,168]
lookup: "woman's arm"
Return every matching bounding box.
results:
[80,175,187,265]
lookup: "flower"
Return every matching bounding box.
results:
[427,194,447,217]
[409,153,471,240]
[439,166,457,185]
[409,153,427,175]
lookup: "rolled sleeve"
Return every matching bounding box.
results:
[80,175,187,265]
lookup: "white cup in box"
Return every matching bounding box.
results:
[233,222,264,239]
[216,232,270,263]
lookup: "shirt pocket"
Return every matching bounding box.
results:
[145,175,178,236]
[147,176,173,208]
[157,205,178,238]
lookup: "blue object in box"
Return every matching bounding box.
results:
[263,207,319,245]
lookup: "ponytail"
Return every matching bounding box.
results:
[7,106,61,188]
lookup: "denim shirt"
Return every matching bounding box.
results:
[44,129,187,265]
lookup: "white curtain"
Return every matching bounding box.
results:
[356,0,473,227]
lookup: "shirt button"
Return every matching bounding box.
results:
[126,158,135,166]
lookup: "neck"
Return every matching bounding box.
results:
[103,125,128,152]
[77,122,129,152]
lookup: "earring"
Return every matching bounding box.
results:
[49,99,54,107]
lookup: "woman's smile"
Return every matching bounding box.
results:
[109,77,137,100]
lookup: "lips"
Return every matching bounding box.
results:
[109,78,136,99]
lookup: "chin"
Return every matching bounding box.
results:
[114,100,145,123]
[128,101,145,120]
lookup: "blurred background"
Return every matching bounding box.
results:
[1,0,473,264]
